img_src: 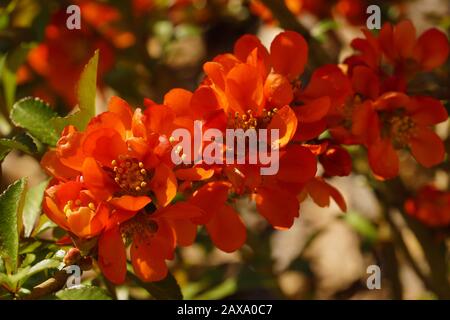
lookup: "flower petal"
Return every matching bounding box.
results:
[414,28,450,70]
[110,195,152,211]
[368,139,399,179]
[150,163,177,207]
[82,157,117,200]
[206,204,246,253]
[255,186,299,229]
[267,105,298,148]
[410,126,445,167]
[98,226,127,284]
[270,31,308,80]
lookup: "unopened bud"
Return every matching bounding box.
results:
[63,248,81,266]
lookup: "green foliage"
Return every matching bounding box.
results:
[22,179,49,238]
[0,133,38,155]
[1,44,33,111]
[51,50,99,133]
[343,211,378,246]
[0,178,27,274]
[10,97,59,146]
[56,286,112,300]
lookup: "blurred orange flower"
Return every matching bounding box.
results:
[405,186,450,227]
[352,92,448,179]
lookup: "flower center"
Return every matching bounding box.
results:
[63,199,95,216]
[111,156,149,194]
[389,115,416,147]
[229,108,278,130]
[120,212,158,243]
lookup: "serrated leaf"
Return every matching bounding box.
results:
[56,286,112,300]
[0,178,27,274]
[51,50,98,133]
[10,97,59,146]
[128,270,183,300]
[22,179,49,238]
[0,134,38,155]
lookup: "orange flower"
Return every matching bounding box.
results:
[405,186,450,227]
[176,31,342,229]
[345,21,449,99]
[352,92,448,179]
[42,96,177,210]
[379,20,450,73]
[198,31,306,148]
[27,7,115,106]
[43,179,109,239]
[98,202,203,283]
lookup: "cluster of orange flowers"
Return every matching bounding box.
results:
[335,21,449,179]
[40,21,449,283]
[40,30,347,283]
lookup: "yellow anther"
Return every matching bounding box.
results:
[111,160,117,166]
[140,181,147,188]
[135,186,142,192]
[140,169,146,175]
[88,202,95,210]
[138,162,144,168]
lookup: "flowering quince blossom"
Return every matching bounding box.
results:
[328,21,450,180]
[38,20,449,285]
[42,97,206,283]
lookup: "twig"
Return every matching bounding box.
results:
[23,269,69,300]
[374,178,450,299]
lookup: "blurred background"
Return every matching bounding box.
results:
[0,0,449,299]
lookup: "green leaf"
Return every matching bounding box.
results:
[23,179,49,238]
[0,272,12,290]
[19,258,60,285]
[1,44,33,111]
[128,270,183,300]
[0,178,27,274]
[343,211,378,245]
[10,97,59,146]
[0,133,38,155]
[195,278,237,300]
[56,286,112,300]
[0,144,10,162]
[51,50,98,133]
